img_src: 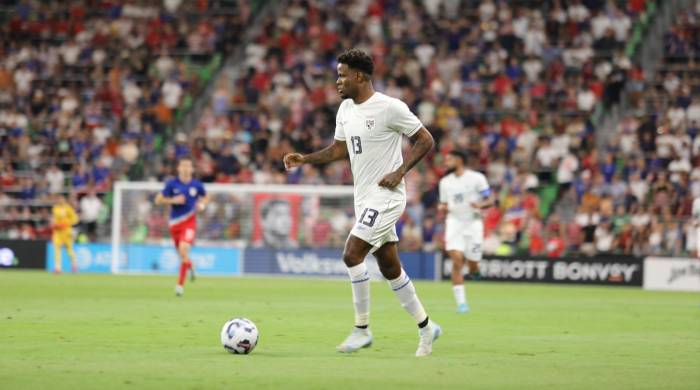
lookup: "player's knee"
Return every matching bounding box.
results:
[343,236,372,266]
[449,254,463,268]
[467,260,480,273]
[378,263,401,280]
[178,243,191,258]
[342,250,363,267]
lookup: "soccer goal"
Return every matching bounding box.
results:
[110,181,355,274]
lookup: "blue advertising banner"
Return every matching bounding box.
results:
[47,243,241,275]
[124,244,240,275]
[46,243,114,273]
[243,248,435,280]
[401,251,436,280]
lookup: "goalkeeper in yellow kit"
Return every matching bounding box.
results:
[51,195,80,273]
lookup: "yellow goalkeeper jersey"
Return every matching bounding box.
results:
[52,203,79,232]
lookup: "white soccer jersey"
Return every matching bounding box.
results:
[693,197,700,225]
[693,197,700,256]
[439,170,491,223]
[334,92,423,204]
[334,92,423,252]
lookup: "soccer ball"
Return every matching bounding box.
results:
[220,318,259,354]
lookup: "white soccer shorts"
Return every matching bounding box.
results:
[350,191,406,253]
[445,218,484,262]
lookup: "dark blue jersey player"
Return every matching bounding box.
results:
[155,158,209,296]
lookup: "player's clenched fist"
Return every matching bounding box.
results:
[171,195,186,205]
[283,153,305,170]
[378,169,405,189]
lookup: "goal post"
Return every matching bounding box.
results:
[110,181,356,275]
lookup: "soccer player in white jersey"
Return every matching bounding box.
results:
[692,196,700,258]
[283,49,441,357]
[438,150,494,313]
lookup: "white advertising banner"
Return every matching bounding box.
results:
[643,257,700,292]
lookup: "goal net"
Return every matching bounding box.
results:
[110,182,355,275]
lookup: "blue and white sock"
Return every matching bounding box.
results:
[388,269,427,324]
[347,262,370,327]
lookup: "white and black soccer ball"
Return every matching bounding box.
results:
[220,318,259,354]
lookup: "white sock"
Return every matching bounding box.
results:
[453,284,466,306]
[388,269,428,324]
[347,263,370,327]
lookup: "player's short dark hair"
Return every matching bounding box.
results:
[337,49,374,76]
[448,150,467,164]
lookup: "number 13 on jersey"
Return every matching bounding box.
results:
[350,136,362,154]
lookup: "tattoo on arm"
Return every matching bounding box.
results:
[303,140,348,165]
[398,127,434,174]
[477,195,495,209]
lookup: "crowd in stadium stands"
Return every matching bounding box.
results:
[0,0,251,239]
[605,7,700,257]
[2,0,698,259]
[181,0,690,258]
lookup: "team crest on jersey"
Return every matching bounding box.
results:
[189,187,197,197]
[365,118,375,132]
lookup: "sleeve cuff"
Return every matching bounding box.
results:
[405,123,423,137]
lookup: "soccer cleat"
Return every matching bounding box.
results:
[336,327,373,353]
[175,285,184,297]
[416,320,441,357]
[457,303,470,314]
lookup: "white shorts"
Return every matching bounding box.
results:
[445,218,484,261]
[350,192,406,253]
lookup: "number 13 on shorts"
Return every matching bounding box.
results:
[359,208,379,227]
[350,197,405,251]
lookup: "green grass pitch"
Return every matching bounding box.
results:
[1,271,699,389]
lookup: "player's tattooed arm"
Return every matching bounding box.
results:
[379,127,434,189]
[471,192,495,210]
[283,140,348,169]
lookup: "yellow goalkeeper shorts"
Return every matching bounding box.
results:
[52,230,74,247]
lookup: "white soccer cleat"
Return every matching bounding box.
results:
[416,320,441,357]
[175,285,184,297]
[336,327,373,353]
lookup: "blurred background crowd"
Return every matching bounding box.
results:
[1,0,699,258]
